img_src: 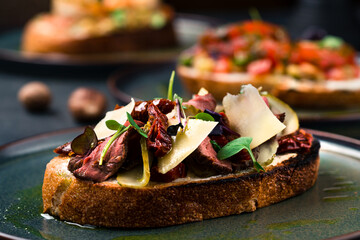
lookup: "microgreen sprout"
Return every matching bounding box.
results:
[217,137,264,172]
[167,71,175,101]
[99,114,148,165]
[71,127,98,156]
[99,121,129,166]
[126,112,148,138]
[249,7,262,21]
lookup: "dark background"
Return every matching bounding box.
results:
[1,0,360,146]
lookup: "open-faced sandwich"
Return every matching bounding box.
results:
[43,74,320,228]
[177,20,291,100]
[22,0,176,54]
[178,20,360,109]
[273,36,360,109]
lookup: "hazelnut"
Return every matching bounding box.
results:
[68,88,107,122]
[18,81,51,111]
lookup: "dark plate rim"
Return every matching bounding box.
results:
[1,127,360,240]
[0,13,220,67]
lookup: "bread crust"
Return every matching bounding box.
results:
[271,85,360,109]
[43,137,320,228]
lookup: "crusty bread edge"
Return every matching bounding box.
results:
[22,5,176,54]
[43,137,320,228]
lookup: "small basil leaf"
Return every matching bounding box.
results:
[217,137,264,172]
[71,126,98,155]
[126,112,148,138]
[195,112,215,121]
[106,120,123,131]
[217,137,252,160]
[210,140,221,152]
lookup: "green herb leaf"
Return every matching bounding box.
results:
[111,9,126,27]
[210,140,221,152]
[319,35,344,49]
[71,127,98,155]
[151,12,166,29]
[195,112,215,121]
[217,137,264,172]
[106,120,123,131]
[167,71,175,100]
[180,54,193,67]
[99,125,130,165]
[126,112,148,138]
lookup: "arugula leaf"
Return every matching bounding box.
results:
[167,71,175,100]
[217,137,264,172]
[71,126,98,156]
[126,112,148,138]
[195,112,215,121]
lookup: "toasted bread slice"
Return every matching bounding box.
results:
[22,6,176,54]
[42,137,320,228]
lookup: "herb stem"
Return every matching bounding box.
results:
[167,71,175,101]
[249,8,262,21]
[99,125,130,166]
[246,146,264,172]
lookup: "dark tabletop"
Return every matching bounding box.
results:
[1,6,360,147]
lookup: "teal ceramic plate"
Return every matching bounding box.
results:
[0,14,219,66]
[107,63,360,122]
[1,128,360,240]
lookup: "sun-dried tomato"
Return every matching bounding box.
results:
[132,101,149,122]
[147,103,172,157]
[277,129,313,154]
[131,99,175,122]
[151,99,175,115]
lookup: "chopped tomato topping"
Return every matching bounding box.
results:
[241,20,276,37]
[214,57,232,73]
[247,59,272,75]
